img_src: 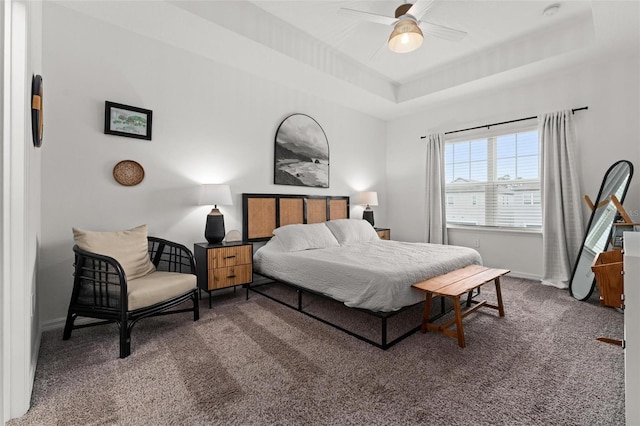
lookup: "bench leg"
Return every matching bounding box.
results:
[453,296,466,348]
[495,277,505,317]
[420,292,433,333]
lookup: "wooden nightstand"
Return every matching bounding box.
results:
[194,241,253,308]
[375,227,390,240]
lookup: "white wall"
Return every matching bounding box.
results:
[624,232,640,424]
[38,3,387,327]
[2,0,42,420]
[386,53,640,279]
[1,4,6,421]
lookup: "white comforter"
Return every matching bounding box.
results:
[253,239,482,312]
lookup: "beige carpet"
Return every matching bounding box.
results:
[9,277,624,425]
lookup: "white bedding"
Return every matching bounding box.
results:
[254,238,482,312]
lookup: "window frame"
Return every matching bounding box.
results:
[443,123,541,232]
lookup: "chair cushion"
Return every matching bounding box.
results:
[73,224,156,280]
[127,271,197,311]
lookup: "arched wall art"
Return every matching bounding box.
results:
[274,113,329,188]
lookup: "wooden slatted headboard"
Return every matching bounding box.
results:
[242,193,350,242]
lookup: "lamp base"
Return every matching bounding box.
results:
[363,209,374,227]
[205,213,226,244]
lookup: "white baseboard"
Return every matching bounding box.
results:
[41,316,104,332]
[30,326,41,405]
[504,271,542,281]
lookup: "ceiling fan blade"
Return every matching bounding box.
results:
[419,20,468,41]
[338,8,398,26]
[407,0,436,21]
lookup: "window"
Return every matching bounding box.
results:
[444,129,541,229]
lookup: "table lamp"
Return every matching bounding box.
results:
[201,184,233,243]
[358,191,378,226]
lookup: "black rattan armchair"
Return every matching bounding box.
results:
[63,236,199,358]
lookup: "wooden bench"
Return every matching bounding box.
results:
[412,265,510,348]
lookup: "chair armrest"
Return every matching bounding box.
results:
[72,245,128,311]
[147,237,196,274]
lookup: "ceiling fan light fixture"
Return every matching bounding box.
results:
[388,19,424,53]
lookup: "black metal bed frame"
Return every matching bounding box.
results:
[240,192,476,350]
[246,273,456,350]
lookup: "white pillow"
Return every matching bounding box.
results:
[272,223,340,252]
[325,219,379,246]
[72,224,156,280]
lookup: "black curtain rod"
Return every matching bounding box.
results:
[420,106,588,139]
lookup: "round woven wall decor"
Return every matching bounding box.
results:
[113,160,144,186]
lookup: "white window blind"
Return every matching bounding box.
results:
[444,129,541,229]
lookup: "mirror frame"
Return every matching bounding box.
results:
[569,160,634,300]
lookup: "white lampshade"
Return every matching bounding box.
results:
[388,19,424,53]
[201,184,232,207]
[358,191,379,207]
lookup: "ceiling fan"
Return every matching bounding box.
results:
[339,0,467,53]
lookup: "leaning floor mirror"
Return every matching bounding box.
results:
[569,160,634,301]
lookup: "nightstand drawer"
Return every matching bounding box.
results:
[194,241,254,308]
[208,245,252,269]
[375,228,390,240]
[208,264,252,289]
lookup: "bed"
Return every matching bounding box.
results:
[242,193,482,348]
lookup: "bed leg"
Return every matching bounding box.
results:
[381,317,388,348]
[466,290,473,307]
[297,290,302,311]
[421,293,433,333]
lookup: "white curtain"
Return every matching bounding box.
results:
[425,133,448,244]
[539,110,584,288]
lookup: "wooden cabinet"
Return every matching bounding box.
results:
[591,250,623,308]
[375,227,390,240]
[194,241,253,308]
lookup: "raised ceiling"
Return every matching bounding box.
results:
[59,1,640,119]
[249,0,594,84]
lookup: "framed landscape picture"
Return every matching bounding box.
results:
[274,113,329,188]
[104,101,152,140]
